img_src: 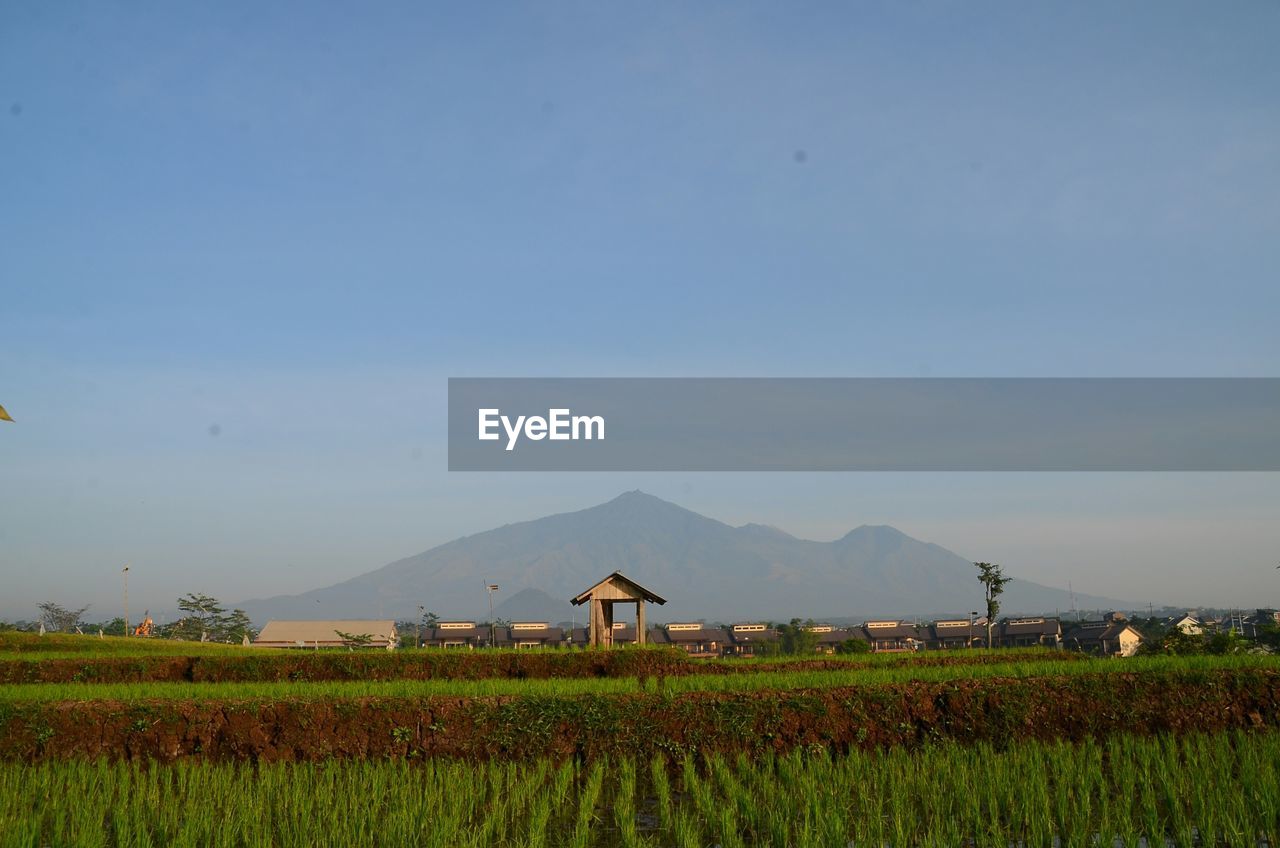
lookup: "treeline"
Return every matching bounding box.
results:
[3,594,255,643]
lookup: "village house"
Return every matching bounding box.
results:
[1163,613,1203,636]
[421,621,491,649]
[805,624,867,654]
[651,623,730,657]
[1066,620,1143,657]
[861,620,921,652]
[493,622,565,649]
[725,623,779,656]
[923,619,983,650]
[997,617,1063,649]
[1235,609,1280,638]
[253,620,398,650]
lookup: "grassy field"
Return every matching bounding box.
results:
[0,631,289,659]
[2,730,1275,847]
[3,632,1277,843]
[0,652,1272,702]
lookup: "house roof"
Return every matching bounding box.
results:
[1001,617,1062,637]
[424,624,488,641]
[1067,622,1140,643]
[660,626,729,644]
[570,572,667,606]
[496,625,564,643]
[929,620,980,641]
[255,620,397,646]
[815,628,863,644]
[728,625,779,643]
[861,621,920,640]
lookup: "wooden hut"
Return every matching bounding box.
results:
[570,572,666,647]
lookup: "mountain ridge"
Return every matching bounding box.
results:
[237,491,1139,623]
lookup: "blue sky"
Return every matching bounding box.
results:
[2,2,1279,621]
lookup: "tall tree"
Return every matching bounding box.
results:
[973,562,1012,649]
[415,610,440,650]
[176,593,226,642]
[218,609,255,643]
[36,602,90,633]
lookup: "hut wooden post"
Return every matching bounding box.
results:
[589,598,604,647]
[602,602,614,647]
[636,600,646,645]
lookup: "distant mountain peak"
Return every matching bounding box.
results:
[237,493,1137,624]
[604,490,681,507]
[839,524,910,542]
[583,490,724,526]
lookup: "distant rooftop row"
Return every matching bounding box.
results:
[255,614,1155,657]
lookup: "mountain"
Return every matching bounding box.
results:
[237,491,1136,623]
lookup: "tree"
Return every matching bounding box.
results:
[974,562,1012,649]
[92,617,127,637]
[835,638,871,655]
[334,631,374,650]
[1205,629,1248,656]
[1140,628,1205,656]
[776,619,820,656]
[37,602,90,633]
[1256,623,1280,653]
[413,609,440,650]
[176,593,226,642]
[218,609,255,643]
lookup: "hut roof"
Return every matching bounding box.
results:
[570,571,667,606]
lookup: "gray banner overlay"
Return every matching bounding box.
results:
[448,378,1280,471]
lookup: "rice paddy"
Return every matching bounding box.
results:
[2,632,1277,845]
[0,632,288,659]
[0,652,1272,702]
[1,730,1275,847]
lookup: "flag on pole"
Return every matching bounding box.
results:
[0,404,12,422]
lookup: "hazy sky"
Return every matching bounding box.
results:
[2,3,1278,622]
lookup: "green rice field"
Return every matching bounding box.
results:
[0,632,289,659]
[2,632,1277,845]
[0,652,1272,702]
[1,730,1275,848]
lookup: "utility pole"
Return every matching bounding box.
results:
[122,565,130,637]
[485,581,499,648]
[417,605,424,650]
